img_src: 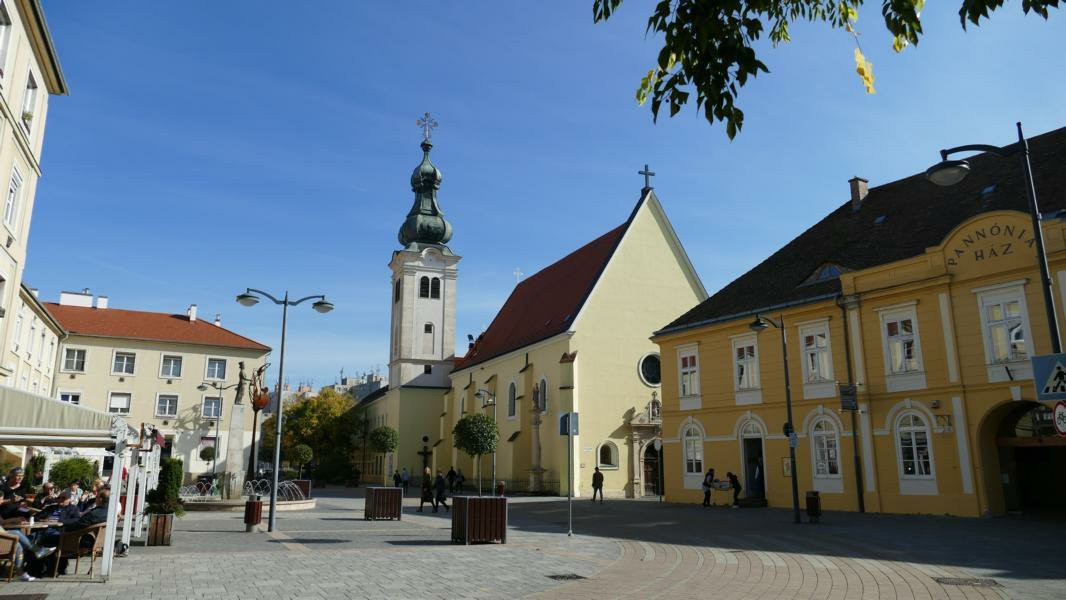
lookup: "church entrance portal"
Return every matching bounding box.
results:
[643,444,661,496]
[989,402,1066,513]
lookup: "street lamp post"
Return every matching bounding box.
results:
[925,122,1061,353]
[197,380,241,484]
[749,314,802,524]
[475,389,497,495]
[236,288,334,532]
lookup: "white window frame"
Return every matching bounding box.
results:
[797,319,836,399]
[0,2,12,84]
[61,347,87,373]
[111,350,137,376]
[21,69,37,134]
[682,425,704,488]
[159,354,183,379]
[3,164,21,231]
[155,393,179,418]
[877,303,927,392]
[57,389,81,405]
[36,330,44,367]
[730,334,761,406]
[677,344,700,410]
[25,320,34,361]
[596,441,619,470]
[107,391,132,415]
[506,381,517,419]
[974,281,1034,383]
[810,417,843,493]
[894,410,938,495]
[201,395,223,420]
[205,357,227,381]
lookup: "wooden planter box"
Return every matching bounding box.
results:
[451,496,507,544]
[365,487,403,520]
[146,513,173,546]
[293,479,313,498]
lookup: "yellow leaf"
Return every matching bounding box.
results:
[854,48,876,94]
[636,68,659,105]
[892,34,908,53]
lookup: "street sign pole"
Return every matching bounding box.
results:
[654,438,663,502]
[567,423,573,537]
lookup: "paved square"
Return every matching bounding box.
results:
[1,489,1061,599]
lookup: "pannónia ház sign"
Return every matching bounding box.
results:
[947,222,1035,268]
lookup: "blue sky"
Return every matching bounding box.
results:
[26,2,1065,387]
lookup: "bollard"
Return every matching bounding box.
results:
[244,495,264,532]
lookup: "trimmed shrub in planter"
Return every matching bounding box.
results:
[145,458,184,546]
[49,457,97,489]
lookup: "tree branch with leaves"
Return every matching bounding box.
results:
[594,0,1059,137]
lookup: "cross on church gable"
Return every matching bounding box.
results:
[640,164,656,190]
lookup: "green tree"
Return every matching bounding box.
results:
[594,0,1060,138]
[452,413,499,496]
[260,388,360,478]
[292,444,313,479]
[146,458,185,516]
[368,426,399,454]
[199,446,216,463]
[48,457,97,490]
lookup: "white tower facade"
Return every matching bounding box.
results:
[388,127,459,388]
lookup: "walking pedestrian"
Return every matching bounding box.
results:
[446,466,457,492]
[727,472,742,508]
[401,467,410,495]
[417,467,435,512]
[392,470,402,488]
[591,467,604,503]
[701,469,716,507]
[433,470,449,512]
[456,468,465,492]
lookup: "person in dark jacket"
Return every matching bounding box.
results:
[417,468,435,512]
[392,470,402,488]
[32,482,59,510]
[591,467,604,503]
[726,472,742,508]
[446,467,457,492]
[1,467,30,519]
[43,492,80,523]
[433,470,449,513]
[40,489,110,549]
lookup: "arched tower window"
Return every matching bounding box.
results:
[419,276,430,298]
[431,277,441,299]
[423,323,434,354]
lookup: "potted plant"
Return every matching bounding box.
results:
[451,413,505,544]
[364,426,401,519]
[144,458,184,546]
[21,110,32,123]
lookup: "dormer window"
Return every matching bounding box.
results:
[801,262,849,286]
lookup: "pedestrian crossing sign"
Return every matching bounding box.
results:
[1031,354,1066,402]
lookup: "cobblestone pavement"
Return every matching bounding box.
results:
[0,488,1061,599]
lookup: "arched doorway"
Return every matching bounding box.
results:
[739,420,766,499]
[979,401,1066,515]
[642,443,661,496]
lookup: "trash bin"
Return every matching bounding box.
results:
[805,490,821,523]
[244,496,263,531]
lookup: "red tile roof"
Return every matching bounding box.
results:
[44,303,271,351]
[454,222,627,371]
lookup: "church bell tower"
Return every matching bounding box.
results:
[388,114,459,388]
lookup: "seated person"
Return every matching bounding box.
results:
[0,521,56,581]
[42,489,109,548]
[76,480,103,513]
[1,468,32,519]
[32,482,59,511]
[65,481,82,504]
[41,492,80,525]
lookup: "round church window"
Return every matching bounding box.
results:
[639,353,661,386]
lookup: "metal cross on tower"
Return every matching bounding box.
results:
[514,268,524,284]
[639,164,656,190]
[417,112,438,142]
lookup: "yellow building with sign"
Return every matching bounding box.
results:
[654,127,1066,517]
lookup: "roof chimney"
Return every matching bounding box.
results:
[59,290,93,307]
[849,177,869,212]
[187,304,198,322]
[29,288,38,298]
[95,296,108,309]
[214,313,221,327]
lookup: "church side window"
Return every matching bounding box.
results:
[423,323,434,354]
[539,377,548,413]
[419,276,430,298]
[507,382,516,417]
[683,426,702,474]
[431,277,441,299]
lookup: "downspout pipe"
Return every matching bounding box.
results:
[836,294,865,513]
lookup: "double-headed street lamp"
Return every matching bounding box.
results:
[197,380,242,481]
[236,288,334,532]
[749,314,802,524]
[925,122,1060,353]
[474,388,497,496]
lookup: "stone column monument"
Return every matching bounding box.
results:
[528,382,545,492]
[223,362,250,499]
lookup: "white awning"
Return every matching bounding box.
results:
[0,384,132,447]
